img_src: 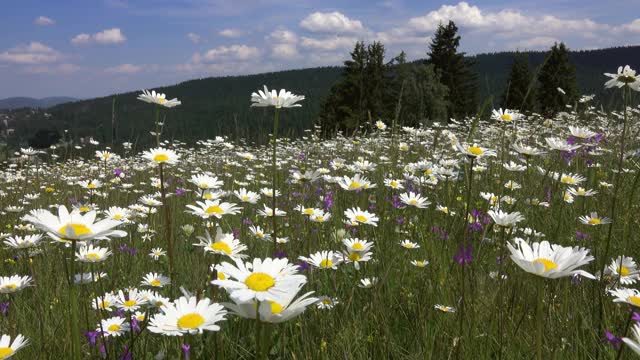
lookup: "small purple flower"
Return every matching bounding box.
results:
[131,316,140,333]
[396,217,405,225]
[297,261,310,272]
[85,331,100,347]
[273,249,287,259]
[181,344,191,359]
[232,228,240,239]
[298,153,305,161]
[120,346,132,360]
[175,188,186,196]
[0,302,10,316]
[633,312,640,323]
[603,331,622,350]
[114,169,125,178]
[323,191,334,210]
[242,218,253,225]
[454,244,473,265]
[576,231,590,241]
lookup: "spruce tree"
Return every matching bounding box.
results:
[501,53,536,112]
[536,42,578,114]
[427,20,478,120]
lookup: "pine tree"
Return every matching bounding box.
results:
[427,20,478,120]
[501,53,536,112]
[536,42,578,114]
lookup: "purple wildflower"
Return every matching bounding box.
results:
[603,331,622,350]
[454,244,473,265]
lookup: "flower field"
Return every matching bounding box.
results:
[1,68,640,359]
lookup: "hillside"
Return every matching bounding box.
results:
[4,46,640,147]
[0,97,78,110]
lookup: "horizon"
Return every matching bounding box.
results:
[2,0,640,99]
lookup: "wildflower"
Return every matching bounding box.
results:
[148,296,226,336]
[250,85,304,108]
[138,89,181,107]
[507,239,595,279]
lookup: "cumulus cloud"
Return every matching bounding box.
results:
[0,42,62,64]
[23,63,81,75]
[105,63,143,74]
[34,16,55,26]
[510,36,561,50]
[300,12,364,33]
[268,29,298,44]
[616,19,640,33]
[271,43,299,59]
[219,29,243,38]
[187,32,201,43]
[71,28,126,45]
[300,36,357,51]
[195,44,260,63]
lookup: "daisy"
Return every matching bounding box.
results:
[233,189,260,204]
[456,143,497,158]
[623,324,640,356]
[0,334,28,359]
[23,205,127,242]
[138,89,181,107]
[559,173,586,185]
[487,209,524,228]
[400,240,420,249]
[212,257,307,304]
[76,244,112,263]
[114,289,149,312]
[512,143,546,157]
[358,278,378,288]
[337,174,375,191]
[0,275,33,294]
[567,187,598,197]
[603,256,640,284]
[142,148,180,165]
[257,205,286,217]
[568,126,597,139]
[609,288,640,307]
[99,317,130,337]
[103,207,131,222]
[491,108,519,122]
[384,178,404,190]
[300,251,343,270]
[223,283,317,323]
[434,304,456,313]
[604,65,640,90]
[194,229,247,259]
[545,137,581,152]
[75,272,107,285]
[149,248,166,260]
[259,188,280,198]
[375,120,387,130]
[504,180,521,190]
[316,296,339,310]
[290,170,323,184]
[296,205,321,216]
[309,211,331,223]
[248,225,271,241]
[342,238,374,253]
[411,260,429,267]
[189,174,223,190]
[503,161,527,172]
[186,200,242,219]
[399,192,430,208]
[141,273,171,288]
[344,207,379,227]
[578,212,612,226]
[507,239,595,279]
[250,85,305,108]
[148,296,227,336]
[95,150,114,161]
[4,234,43,249]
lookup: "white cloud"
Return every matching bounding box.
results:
[271,43,299,59]
[196,44,260,62]
[71,28,126,45]
[300,36,357,51]
[219,29,243,38]
[34,16,55,26]
[510,36,560,50]
[268,29,298,44]
[617,19,640,33]
[23,63,80,75]
[0,42,62,64]
[105,63,143,74]
[300,12,364,34]
[187,32,201,43]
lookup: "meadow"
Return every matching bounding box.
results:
[0,69,639,359]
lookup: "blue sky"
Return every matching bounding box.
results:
[1,0,639,99]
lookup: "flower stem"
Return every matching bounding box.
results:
[271,108,280,252]
[68,240,81,360]
[159,163,175,294]
[536,277,545,360]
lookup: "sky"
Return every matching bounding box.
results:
[1,0,640,99]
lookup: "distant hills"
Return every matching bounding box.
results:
[0,97,78,110]
[3,45,639,147]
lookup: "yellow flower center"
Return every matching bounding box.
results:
[500,114,513,121]
[314,216,325,222]
[588,218,601,225]
[2,284,17,291]
[114,214,123,220]
[352,243,364,250]
[269,301,284,314]
[210,242,232,254]
[405,244,414,248]
[409,199,418,205]
[79,206,90,212]
[102,153,110,159]
[390,181,398,187]
[150,279,162,287]
[217,272,226,280]
[108,324,121,332]
[355,215,367,223]
[98,301,110,309]
[416,261,424,266]
[319,259,333,268]
[618,266,631,276]
[629,296,640,307]
[533,258,558,272]
[468,146,484,156]
[303,208,315,215]
[86,253,101,260]
[0,348,14,358]
[349,181,361,189]
[123,300,137,307]
[245,272,275,292]
[158,98,166,103]
[203,193,214,199]
[561,176,575,184]
[177,313,205,329]
[349,253,361,261]
[577,189,586,195]
[205,205,224,215]
[59,223,92,237]
[87,183,96,189]
[200,183,208,188]
[45,187,54,192]
[153,154,169,162]
[322,299,332,305]
[242,196,249,201]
